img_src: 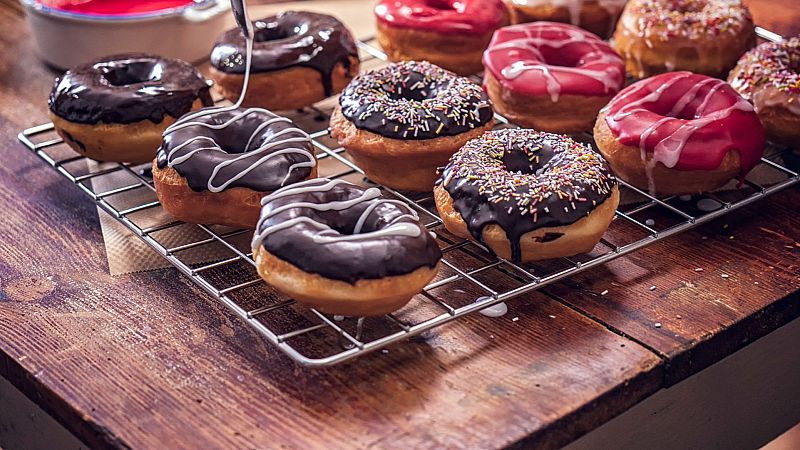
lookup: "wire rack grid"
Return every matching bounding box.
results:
[17,28,799,367]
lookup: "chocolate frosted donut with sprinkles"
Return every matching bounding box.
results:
[728,37,800,147]
[612,0,756,78]
[252,178,442,316]
[153,107,317,229]
[330,60,494,191]
[434,129,619,262]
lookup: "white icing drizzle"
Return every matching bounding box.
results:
[492,23,624,103]
[161,1,315,193]
[251,179,422,252]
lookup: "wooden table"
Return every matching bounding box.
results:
[1,1,798,449]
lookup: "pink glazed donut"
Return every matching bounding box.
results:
[482,21,625,133]
[375,0,509,75]
[594,71,765,195]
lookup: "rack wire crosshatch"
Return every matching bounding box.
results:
[17,28,799,367]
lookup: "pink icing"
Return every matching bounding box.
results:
[482,22,625,101]
[604,71,765,174]
[374,0,507,35]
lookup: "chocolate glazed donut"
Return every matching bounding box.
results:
[153,107,318,228]
[330,60,495,191]
[251,178,442,316]
[435,129,619,262]
[48,53,213,164]
[210,11,360,109]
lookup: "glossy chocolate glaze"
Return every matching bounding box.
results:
[438,129,615,261]
[49,54,213,125]
[210,11,358,96]
[339,60,493,140]
[253,179,442,283]
[157,107,314,193]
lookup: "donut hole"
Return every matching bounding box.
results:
[671,0,704,14]
[384,73,447,102]
[96,60,163,86]
[538,47,584,68]
[501,142,557,174]
[253,20,304,41]
[306,197,401,236]
[425,0,457,10]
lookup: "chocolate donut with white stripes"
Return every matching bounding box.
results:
[153,107,317,229]
[252,178,441,316]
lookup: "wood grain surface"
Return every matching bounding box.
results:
[0,1,799,449]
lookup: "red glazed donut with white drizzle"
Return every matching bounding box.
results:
[594,71,765,195]
[483,22,625,133]
[375,0,509,75]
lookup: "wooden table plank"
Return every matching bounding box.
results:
[544,192,800,384]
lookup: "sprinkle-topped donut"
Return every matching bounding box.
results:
[49,53,213,125]
[252,178,442,283]
[339,60,493,140]
[728,37,800,147]
[156,107,316,193]
[210,11,359,97]
[729,37,800,115]
[374,0,508,35]
[483,22,624,102]
[602,72,764,175]
[613,0,756,78]
[437,129,616,262]
[625,0,751,39]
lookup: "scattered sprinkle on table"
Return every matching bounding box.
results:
[600,289,609,296]
[649,285,656,291]
[654,322,662,328]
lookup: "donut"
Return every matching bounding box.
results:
[504,0,627,39]
[482,22,625,133]
[251,178,442,316]
[48,54,213,164]
[612,0,756,79]
[210,11,360,110]
[153,106,317,229]
[374,0,509,75]
[728,38,800,148]
[330,60,494,192]
[434,129,619,262]
[594,72,765,195]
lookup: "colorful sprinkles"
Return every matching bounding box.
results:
[729,37,800,99]
[629,0,752,39]
[339,60,493,140]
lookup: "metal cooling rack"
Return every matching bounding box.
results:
[18,29,799,367]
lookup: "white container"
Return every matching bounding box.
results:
[21,0,231,69]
